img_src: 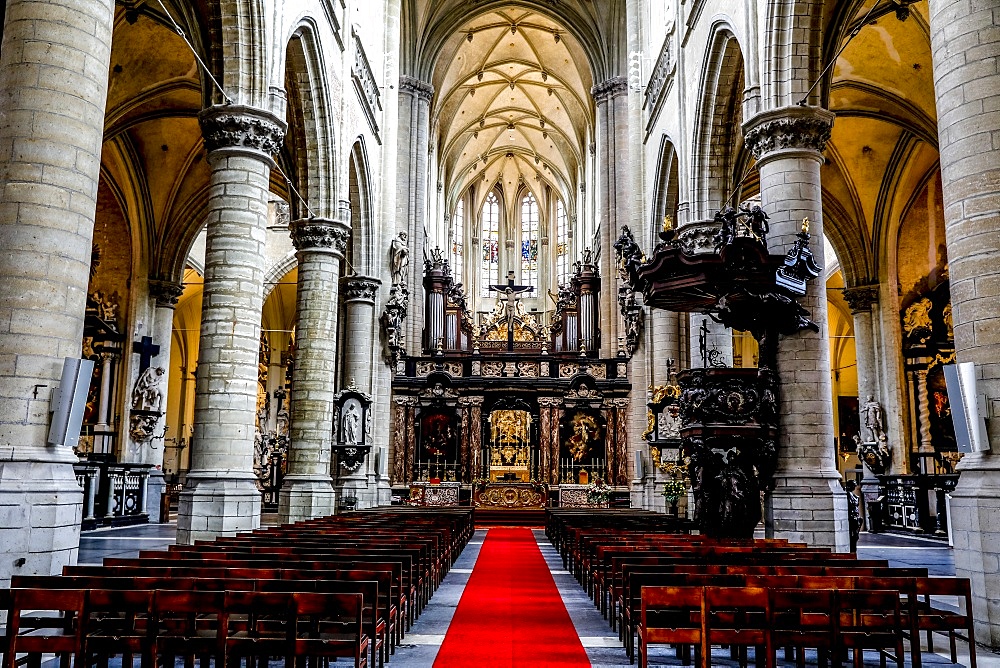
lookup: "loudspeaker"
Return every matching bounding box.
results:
[943,362,990,454]
[634,450,645,479]
[47,357,95,448]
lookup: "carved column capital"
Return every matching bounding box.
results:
[591,76,628,104]
[743,105,835,159]
[290,217,350,255]
[842,284,880,314]
[341,274,382,303]
[148,278,184,308]
[399,75,434,101]
[199,104,287,161]
[537,396,563,407]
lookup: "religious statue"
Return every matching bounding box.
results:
[613,225,645,285]
[862,394,887,443]
[343,401,361,445]
[902,297,933,344]
[390,231,409,287]
[657,404,681,440]
[131,366,165,412]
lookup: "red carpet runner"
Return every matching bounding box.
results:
[434,528,590,667]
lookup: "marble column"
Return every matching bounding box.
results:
[744,105,848,551]
[278,218,349,523]
[397,76,433,357]
[929,0,1000,646]
[144,279,184,519]
[176,105,286,544]
[592,77,629,357]
[337,273,381,508]
[0,0,115,585]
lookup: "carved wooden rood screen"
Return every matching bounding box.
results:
[618,207,822,537]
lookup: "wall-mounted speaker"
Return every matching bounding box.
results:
[47,357,95,448]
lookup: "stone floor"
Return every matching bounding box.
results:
[76,523,1000,667]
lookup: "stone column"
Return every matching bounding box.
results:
[176,105,286,544]
[0,0,114,585]
[842,285,880,433]
[338,273,381,508]
[929,0,1000,646]
[744,105,848,551]
[592,77,629,357]
[843,284,882,531]
[277,218,349,523]
[397,76,434,356]
[145,279,184,519]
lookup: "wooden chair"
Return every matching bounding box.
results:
[913,576,977,668]
[289,592,368,668]
[149,589,226,668]
[769,588,837,668]
[703,586,772,668]
[4,588,86,668]
[836,589,905,668]
[81,588,154,668]
[639,586,704,668]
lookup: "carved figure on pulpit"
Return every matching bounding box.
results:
[132,366,165,412]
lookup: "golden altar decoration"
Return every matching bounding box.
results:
[474,482,546,509]
[488,409,532,482]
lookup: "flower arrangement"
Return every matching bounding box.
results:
[586,477,611,506]
[661,478,687,504]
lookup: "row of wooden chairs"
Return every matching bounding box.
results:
[0,507,474,668]
[546,510,977,668]
[639,585,906,668]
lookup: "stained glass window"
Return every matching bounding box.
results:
[520,193,539,289]
[556,199,569,285]
[451,199,464,284]
[480,192,500,297]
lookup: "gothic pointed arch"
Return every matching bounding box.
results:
[284,20,339,220]
[348,138,376,276]
[650,136,680,247]
[690,23,745,220]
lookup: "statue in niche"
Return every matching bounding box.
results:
[390,231,409,287]
[131,366,165,412]
[343,400,361,445]
[862,395,887,443]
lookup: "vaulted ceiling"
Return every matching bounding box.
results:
[433,8,593,212]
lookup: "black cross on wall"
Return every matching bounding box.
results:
[133,335,160,373]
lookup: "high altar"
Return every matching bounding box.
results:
[389,250,632,509]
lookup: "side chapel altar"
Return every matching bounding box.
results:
[388,250,631,511]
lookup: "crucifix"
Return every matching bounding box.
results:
[489,271,535,351]
[132,335,160,373]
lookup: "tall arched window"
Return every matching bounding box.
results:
[520,192,539,288]
[451,199,464,283]
[556,200,569,285]
[480,192,500,297]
